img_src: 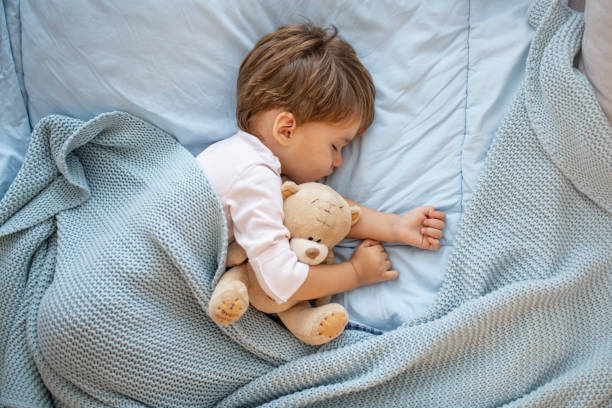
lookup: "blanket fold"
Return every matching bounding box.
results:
[1,0,611,407]
[524,1,612,212]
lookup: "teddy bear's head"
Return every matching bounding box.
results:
[281,181,360,265]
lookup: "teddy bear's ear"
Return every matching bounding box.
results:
[350,206,361,225]
[281,181,300,200]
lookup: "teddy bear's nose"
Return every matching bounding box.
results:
[305,248,320,259]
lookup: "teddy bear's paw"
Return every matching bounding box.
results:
[209,281,249,326]
[317,309,349,340]
[214,298,247,325]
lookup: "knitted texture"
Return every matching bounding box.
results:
[1,0,612,406]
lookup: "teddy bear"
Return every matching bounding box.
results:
[208,181,361,345]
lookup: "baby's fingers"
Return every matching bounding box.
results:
[426,237,441,250]
[361,239,379,248]
[382,270,399,280]
[428,209,446,221]
[424,218,445,230]
[421,227,443,239]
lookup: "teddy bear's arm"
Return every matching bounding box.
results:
[226,241,247,267]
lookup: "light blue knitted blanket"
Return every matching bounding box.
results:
[1,0,611,406]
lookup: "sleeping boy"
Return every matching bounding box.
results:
[196,23,446,323]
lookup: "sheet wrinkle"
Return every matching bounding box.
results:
[5,0,27,108]
[0,0,31,199]
[108,0,145,45]
[389,96,462,139]
[459,0,471,219]
[358,5,421,61]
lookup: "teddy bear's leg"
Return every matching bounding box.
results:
[208,264,249,325]
[278,301,348,346]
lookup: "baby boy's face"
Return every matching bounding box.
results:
[282,118,360,184]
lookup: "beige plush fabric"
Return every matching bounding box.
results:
[568,0,584,12]
[574,0,612,123]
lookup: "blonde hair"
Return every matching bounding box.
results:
[236,23,375,136]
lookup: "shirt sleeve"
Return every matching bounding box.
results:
[226,164,309,303]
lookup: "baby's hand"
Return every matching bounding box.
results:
[349,239,398,288]
[395,206,446,250]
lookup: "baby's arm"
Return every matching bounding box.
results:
[289,200,445,301]
[288,239,398,302]
[345,199,446,250]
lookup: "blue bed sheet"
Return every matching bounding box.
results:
[4,0,533,331]
[0,0,30,199]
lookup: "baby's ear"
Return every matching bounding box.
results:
[281,181,300,200]
[350,206,361,225]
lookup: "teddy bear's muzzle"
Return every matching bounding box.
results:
[289,238,329,265]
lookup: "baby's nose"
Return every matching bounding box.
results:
[306,248,320,259]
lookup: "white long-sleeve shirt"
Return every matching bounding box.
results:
[195,130,308,303]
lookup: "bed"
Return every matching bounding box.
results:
[2,0,534,332]
[1,0,611,407]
